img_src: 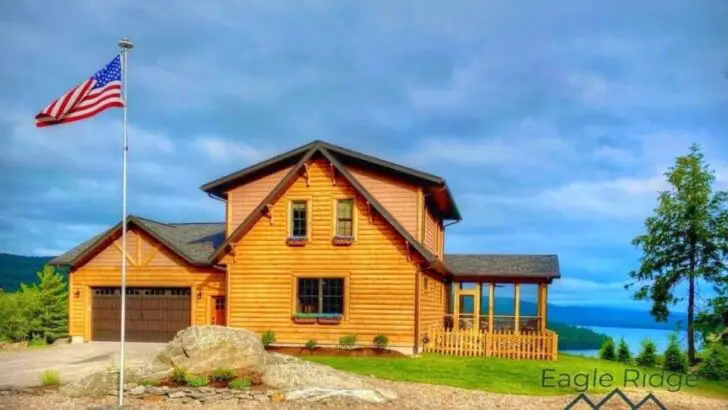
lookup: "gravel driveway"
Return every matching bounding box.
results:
[0,342,164,389]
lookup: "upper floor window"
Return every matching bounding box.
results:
[297,278,344,315]
[336,199,354,237]
[291,200,307,238]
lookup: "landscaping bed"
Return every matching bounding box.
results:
[266,346,406,357]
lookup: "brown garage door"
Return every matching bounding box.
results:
[92,287,191,342]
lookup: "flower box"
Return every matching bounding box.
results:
[317,314,343,325]
[286,236,307,247]
[332,235,354,246]
[292,315,317,324]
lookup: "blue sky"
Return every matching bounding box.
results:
[1,1,727,309]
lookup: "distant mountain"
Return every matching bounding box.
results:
[0,253,55,291]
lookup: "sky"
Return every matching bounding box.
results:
[1,1,727,310]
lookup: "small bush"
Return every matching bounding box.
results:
[698,342,728,381]
[373,335,389,352]
[170,366,188,385]
[40,369,59,386]
[261,330,276,348]
[599,338,616,361]
[138,378,160,387]
[635,339,658,367]
[186,375,208,387]
[229,378,252,390]
[211,367,235,382]
[28,335,46,348]
[663,333,688,373]
[338,334,357,350]
[304,339,318,352]
[616,338,632,363]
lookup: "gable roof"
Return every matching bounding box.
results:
[49,216,224,268]
[200,140,461,220]
[444,254,560,279]
[208,142,441,268]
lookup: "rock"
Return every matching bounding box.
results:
[150,326,265,376]
[146,387,164,395]
[262,353,396,400]
[282,387,394,404]
[270,391,285,402]
[61,367,144,398]
[129,385,146,395]
[52,337,69,346]
[219,398,239,406]
[181,396,194,403]
[168,391,186,399]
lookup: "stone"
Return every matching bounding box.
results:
[168,391,186,399]
[146,387,164,395]
[129,385,146,395]
[181,396,194,403]
[150,326,265,376]
[219,398,239,406]
[270,391,285,403]
[61,367,144,398]
[262,353,396,400]
[52,337,69,346]
[202,395,220,403]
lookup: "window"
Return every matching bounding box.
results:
[291,200,307,238]
[296,278,344,315]
[336,199,354,237]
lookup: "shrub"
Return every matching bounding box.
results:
[337,334,357,350]
[635,339,658,367]
[211,367,235,382]
[663,333,688,373]
[170,366,188,385]
[698,342,728,380]
[261,330,276,348]
[616,338,632,363]
[229,378,252,390]
[28,334,47,348]
[138,378,160,386]
[599,337,616,361]
[186,375,208,387]
[304,339,318,352]
[373,335,389,352]
[40,369,60,386]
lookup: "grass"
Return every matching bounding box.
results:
[40,369,60,386]
[229,378,252,390]
[304,353,728,399]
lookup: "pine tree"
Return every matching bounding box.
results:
[21,265,67,342]
[635,339,658,367]
[599,337,616,361]
[628,144,728,364]
[616,338,632,363]
[698,341,728,380]
[663,333,688,373]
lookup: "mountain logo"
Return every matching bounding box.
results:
[564,388,666,409]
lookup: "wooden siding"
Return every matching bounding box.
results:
[424,205,444,259]
[69,228,224,341]
[419,270,448,346]
[347,165,419,240]
[226,158,421,349]
[227,166,292,235]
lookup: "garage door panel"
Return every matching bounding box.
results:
[92,287,190,343]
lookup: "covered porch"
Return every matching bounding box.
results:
[423,254,561,360]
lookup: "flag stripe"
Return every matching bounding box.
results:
[35,100,124,127]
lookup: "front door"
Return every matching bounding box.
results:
[453,284,480,330]
[211,295,226,326]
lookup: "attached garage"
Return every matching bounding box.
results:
[92,287,192,342]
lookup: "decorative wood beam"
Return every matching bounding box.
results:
[263,204,274,225]
[405,241,411,262]
[302,163,310,187]
[113,241,137,266]
[136,232,142,264]
[330,162,336,186]
[140,243,161,267]
[366,201,373,223]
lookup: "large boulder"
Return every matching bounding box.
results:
[150,326,265,376]
[61,366,145,398]
[262,353,396,401]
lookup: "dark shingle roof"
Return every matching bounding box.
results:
[49,216,224,267]
[444,254,560,279]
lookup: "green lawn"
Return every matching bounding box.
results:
[305,353,728,399]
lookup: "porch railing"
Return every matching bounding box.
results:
[423,325,558,360]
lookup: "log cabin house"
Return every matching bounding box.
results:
[50,140,561,359]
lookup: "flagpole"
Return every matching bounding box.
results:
[117,37,133,409]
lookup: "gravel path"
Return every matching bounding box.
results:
[1,380,725,410]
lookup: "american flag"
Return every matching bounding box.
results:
[35,55,124,127]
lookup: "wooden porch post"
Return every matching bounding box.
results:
[514,283,520,335]
[474,282,481,330]
[453,282,460,327]
[488,283,494,332]
[537,283,547,332]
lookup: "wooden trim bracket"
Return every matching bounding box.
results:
[330,162,336,186]
[405,241,411,262]
[264,204,274,225]
[302,163,310,187]
[366,201,373,223]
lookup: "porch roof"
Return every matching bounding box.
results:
[444,254,560,279]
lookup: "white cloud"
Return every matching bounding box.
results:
[193,136,272,164]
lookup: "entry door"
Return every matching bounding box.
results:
[211,295,226,326]
[454,285,480,330]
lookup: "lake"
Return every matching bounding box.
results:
[561,326,688,357]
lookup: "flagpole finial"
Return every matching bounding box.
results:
[118,38,133,50]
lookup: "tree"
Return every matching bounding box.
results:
[635,339,658,367]
[599,337,616,361]
[628,144,728,364]
[696,284,728,346]
[663,333,688,373]
[698,340,728,380]
[616,338,632,363]
[21,265,67,342]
